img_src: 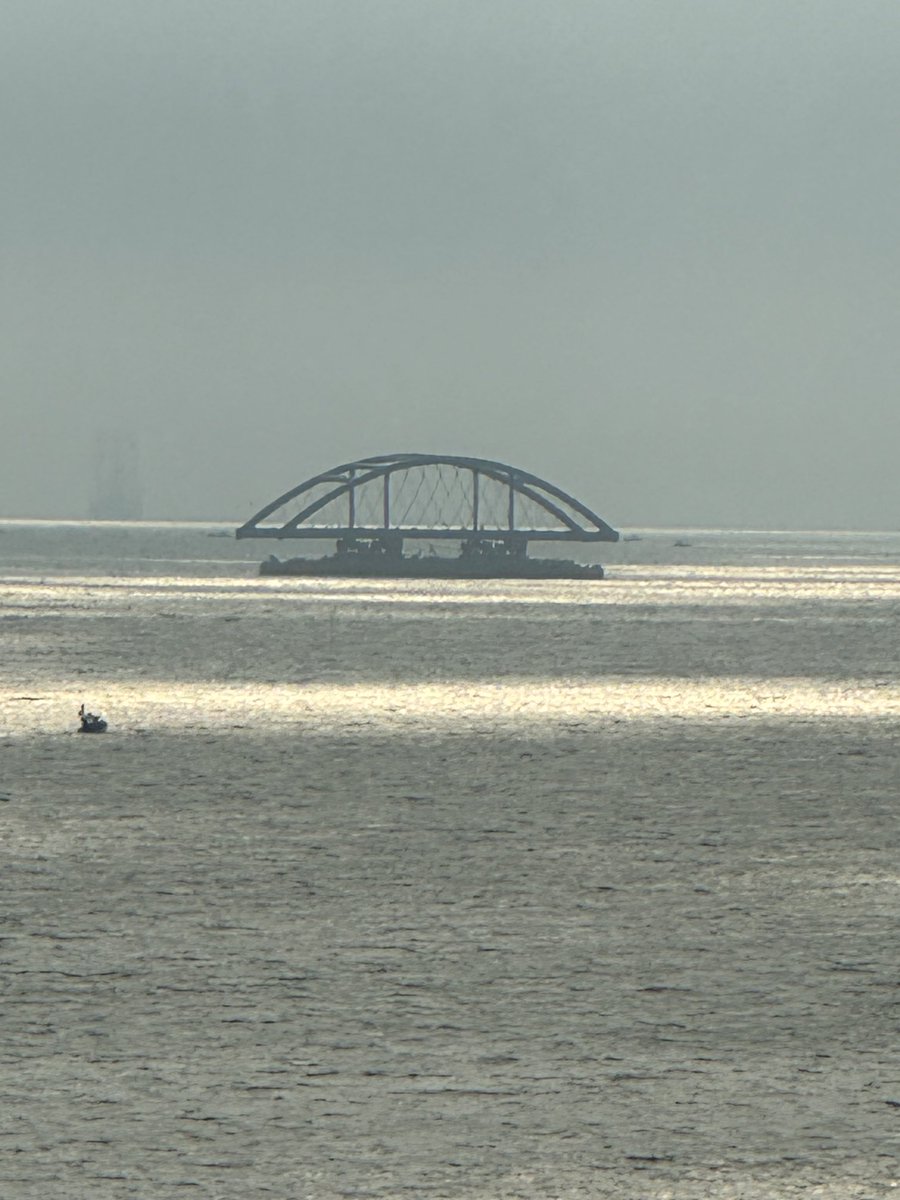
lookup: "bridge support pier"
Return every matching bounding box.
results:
[460,535,528,561]
[336,534,404,560]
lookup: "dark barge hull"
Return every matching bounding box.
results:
[260,555,605,580]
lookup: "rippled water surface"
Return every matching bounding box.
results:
[1,524,898,1198]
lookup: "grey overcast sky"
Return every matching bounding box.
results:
[2,0,898,527]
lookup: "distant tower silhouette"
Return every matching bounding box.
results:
[89,431,143,519]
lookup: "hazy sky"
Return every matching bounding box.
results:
[3,0,899,527]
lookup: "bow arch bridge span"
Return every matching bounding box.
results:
[236,453,618,579]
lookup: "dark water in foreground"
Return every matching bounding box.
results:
[1,523,898,1198]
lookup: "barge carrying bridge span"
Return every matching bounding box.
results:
[236,453,618,579]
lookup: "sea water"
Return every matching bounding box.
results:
[1,522,898,1198]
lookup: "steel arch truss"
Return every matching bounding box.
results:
[236,453,618,544]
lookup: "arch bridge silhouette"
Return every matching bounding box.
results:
[237,454,618,563]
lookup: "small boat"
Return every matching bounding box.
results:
[78,704,107,734]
